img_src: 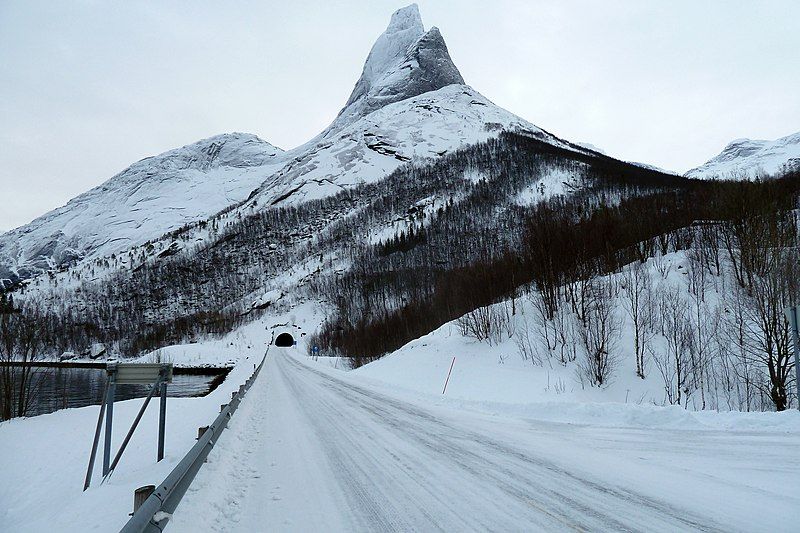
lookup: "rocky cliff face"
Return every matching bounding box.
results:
[328,4,465,133]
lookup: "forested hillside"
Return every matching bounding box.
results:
[4,131,799,410]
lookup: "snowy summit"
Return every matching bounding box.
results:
[0,133,286,281]
[329,4,465,132]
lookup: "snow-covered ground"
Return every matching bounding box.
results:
[0,359,259,532]
[0,307,314,532]
[515,164,589,205]
[168,349,800,532]
[3,304,799,531]
[353,249,793,414]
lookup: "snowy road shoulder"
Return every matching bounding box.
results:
[0,352,264,532]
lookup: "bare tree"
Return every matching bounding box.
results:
[738,250,798,411]
[720,210,799,411]
[575,277,621,386]
[528,289,557,354]
[687,249,717,409]
[514,314,546,366]
[651,251,671,279]
[0,300,48,420]
[552,304,578,365]
[457,303,511,346]
[621,261,653,378]
[722,282,764,411]
[653,285,693,406]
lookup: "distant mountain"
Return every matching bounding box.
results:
[686,131,800,180]
[0,133,284,282]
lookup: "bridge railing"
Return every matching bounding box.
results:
[119,352,268,533]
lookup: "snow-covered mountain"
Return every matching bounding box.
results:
[0,133,285,281]
[243,4,578,207]
[1,3,579,283]
[686,131,800,180]
[247,84,567,208]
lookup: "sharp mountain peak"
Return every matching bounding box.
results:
[328,3,465,133]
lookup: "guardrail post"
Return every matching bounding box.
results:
[197,426,209,440]
[220,403,227,413]
[83,380,109,491]
[133,485,155,513]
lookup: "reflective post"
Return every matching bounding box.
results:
[103,365,117,476]
[785,306,800,411]
[158,378,167,462]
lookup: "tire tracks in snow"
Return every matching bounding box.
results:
[173,351,741,532]
[279,353,727,533]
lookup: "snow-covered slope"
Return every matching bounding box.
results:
[247,84,564,207]
[244,4,576,207]
[686,131,800,180]
[0,133,285,281]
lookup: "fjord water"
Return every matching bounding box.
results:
[6,365,222,418]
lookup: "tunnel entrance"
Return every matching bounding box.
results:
[275,332,295,347]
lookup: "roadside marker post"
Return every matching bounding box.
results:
[442,357,456,395]
[784,306,800,411]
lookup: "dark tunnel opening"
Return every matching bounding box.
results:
[275,332,295,347]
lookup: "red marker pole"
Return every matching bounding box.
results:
[442,356,456,395]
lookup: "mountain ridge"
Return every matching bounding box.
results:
[0,132,285,282]
[686,130,800,180]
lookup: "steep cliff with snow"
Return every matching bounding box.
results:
[327,5,464,132]
[244,3,576,207]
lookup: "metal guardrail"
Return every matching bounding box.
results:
[119,353,268,533]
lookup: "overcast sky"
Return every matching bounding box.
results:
[1,0,799,232]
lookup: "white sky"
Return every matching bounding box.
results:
[1,0,799,232]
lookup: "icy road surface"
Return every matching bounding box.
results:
[171,350,799,532]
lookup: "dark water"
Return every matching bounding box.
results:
[10,366,225,418]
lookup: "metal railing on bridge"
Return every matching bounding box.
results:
[119,352,268,532]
